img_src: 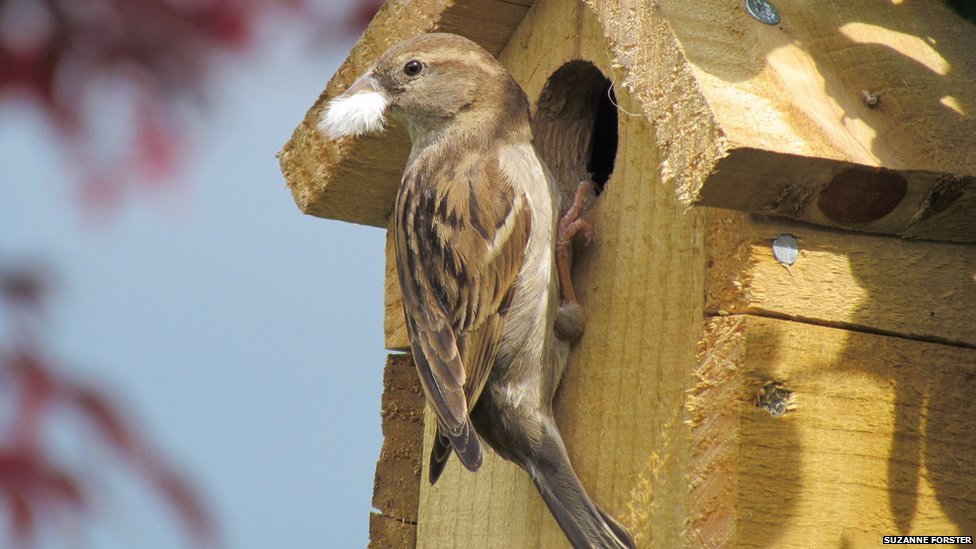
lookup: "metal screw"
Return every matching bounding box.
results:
[745,0,781,25]
[772,234,799,266]
[861,89,881,108]
[756,381,795,417]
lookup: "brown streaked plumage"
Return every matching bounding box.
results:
[321,32,635,549]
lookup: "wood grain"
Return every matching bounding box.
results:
[691,315,976,547]
[368,354,425,548]
[652,0,976,241]
[706,211,976,348]
[368,514,415,549]
[384,220,409,351]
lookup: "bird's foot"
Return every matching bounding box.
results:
[556,180,596,305]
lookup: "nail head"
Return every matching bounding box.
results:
[772,234,799,266]
[745,0,781,25]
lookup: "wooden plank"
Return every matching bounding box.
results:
[278,0,534,228]
[655,0,976,241]
[586,0,976,241]
[368,513,415,548]
[706,210,976,348]
[415,1,706,546]
[384,221,409,351]
[690,315,976,547]
[369,353,425,548]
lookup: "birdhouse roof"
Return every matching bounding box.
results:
[279,0,976,241]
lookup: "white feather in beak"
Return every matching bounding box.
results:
[318,73,389,140]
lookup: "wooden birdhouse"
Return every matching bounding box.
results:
[278,0,976,546]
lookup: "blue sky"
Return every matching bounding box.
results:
[0,14,387,549]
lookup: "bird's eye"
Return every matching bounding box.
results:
[403,60,423,77]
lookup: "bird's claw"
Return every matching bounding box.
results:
[557,180,596,251]
[556,180,597,305]
[560,218,592,248]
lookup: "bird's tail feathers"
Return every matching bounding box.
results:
[432,418,482,482]
[429,431,452,484]
[525,424,635,549]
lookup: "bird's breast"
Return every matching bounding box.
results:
[494,142,558,367]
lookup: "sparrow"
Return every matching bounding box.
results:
[320,33,635,549]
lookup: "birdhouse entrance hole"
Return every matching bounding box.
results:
[532,61,619,196]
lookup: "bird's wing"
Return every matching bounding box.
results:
[395,154,531,441]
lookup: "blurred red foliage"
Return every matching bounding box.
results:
[0,0,383,545]
[0,0,382,210]
[0,265,214,546]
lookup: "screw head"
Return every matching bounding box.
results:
[745,0,781,25]
[772,234,799,266]
[756,381,796,417]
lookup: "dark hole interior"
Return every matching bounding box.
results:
[588,84,619,194]
[532,61,619,206]
[944,0,976,24]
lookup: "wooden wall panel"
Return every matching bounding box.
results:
[691,315,976,547]
[707,211,976,347]
[369,354,425,548]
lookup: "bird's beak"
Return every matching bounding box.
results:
[318,72,390,140]
[343,73,378,96]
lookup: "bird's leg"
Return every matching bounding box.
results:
[556,180,595,305]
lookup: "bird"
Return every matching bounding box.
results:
[319,32,635,549]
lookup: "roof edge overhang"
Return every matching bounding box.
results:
[278,0,535,228]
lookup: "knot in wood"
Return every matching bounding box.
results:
[818,167,907,224]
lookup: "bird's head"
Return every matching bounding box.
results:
[319,33,530,146]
